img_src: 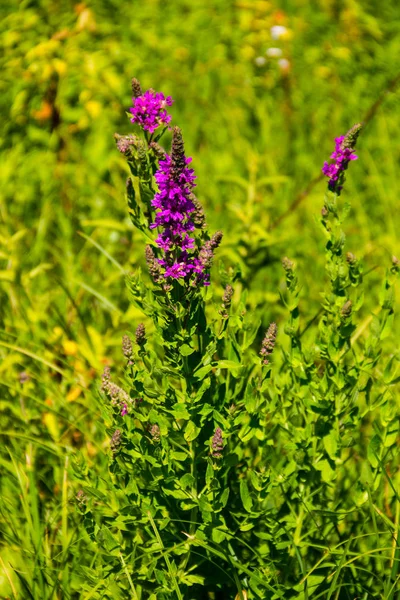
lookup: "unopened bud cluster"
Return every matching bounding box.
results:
[260,323,278,365]
[211,427,224,458]
[220,284,234,318]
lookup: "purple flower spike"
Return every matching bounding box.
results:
[129,88,173,133]
[150,126,221,286]
[322,124,362,195]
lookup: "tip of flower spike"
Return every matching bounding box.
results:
[322,125,361,194]
[342,123,362,150]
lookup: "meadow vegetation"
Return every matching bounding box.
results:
[0,1,399,598]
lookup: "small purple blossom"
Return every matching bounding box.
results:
[322,124,362,195]
[211,427,224,458]
[129,88,173,134]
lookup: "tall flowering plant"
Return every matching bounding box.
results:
[74,83,399,600]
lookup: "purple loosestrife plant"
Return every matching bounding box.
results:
[74,79,399,600]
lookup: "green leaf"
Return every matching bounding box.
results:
[182,574,205,586]
[171,403,190,420]
[211,527,227,543]
[184,421,201,442]
[180,344,195,356]
[206,461,214,487]
[323,431,338,460]
[180,473,195,489]
[315,459,335,483]
[216,360,242,370]
[240,480,253,513]
[194,365,213,379]
[219,487,229,509]
[367,434,381,468]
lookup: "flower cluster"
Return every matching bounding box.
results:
[322,124,362,194]
[110,429,122,454]
[149,424,161,443]
[101,366,132,416]
[129,88,173,134]
[151,126,222,285]
[122,335,133,365]
[220,284,234,318]
[260,322,277,365]
[211,427,224,458]
[135,323,146,347]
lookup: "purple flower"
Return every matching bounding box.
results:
[211,427,224,458]
[129,89,173,134]
[322,124,362,195]
[150,127,222,286]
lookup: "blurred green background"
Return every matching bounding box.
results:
[0,0,399,595]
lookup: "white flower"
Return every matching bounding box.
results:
[266,47,283,58]
[278,58,290,71]
[270,25,288,40]
[254,56,267,66]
